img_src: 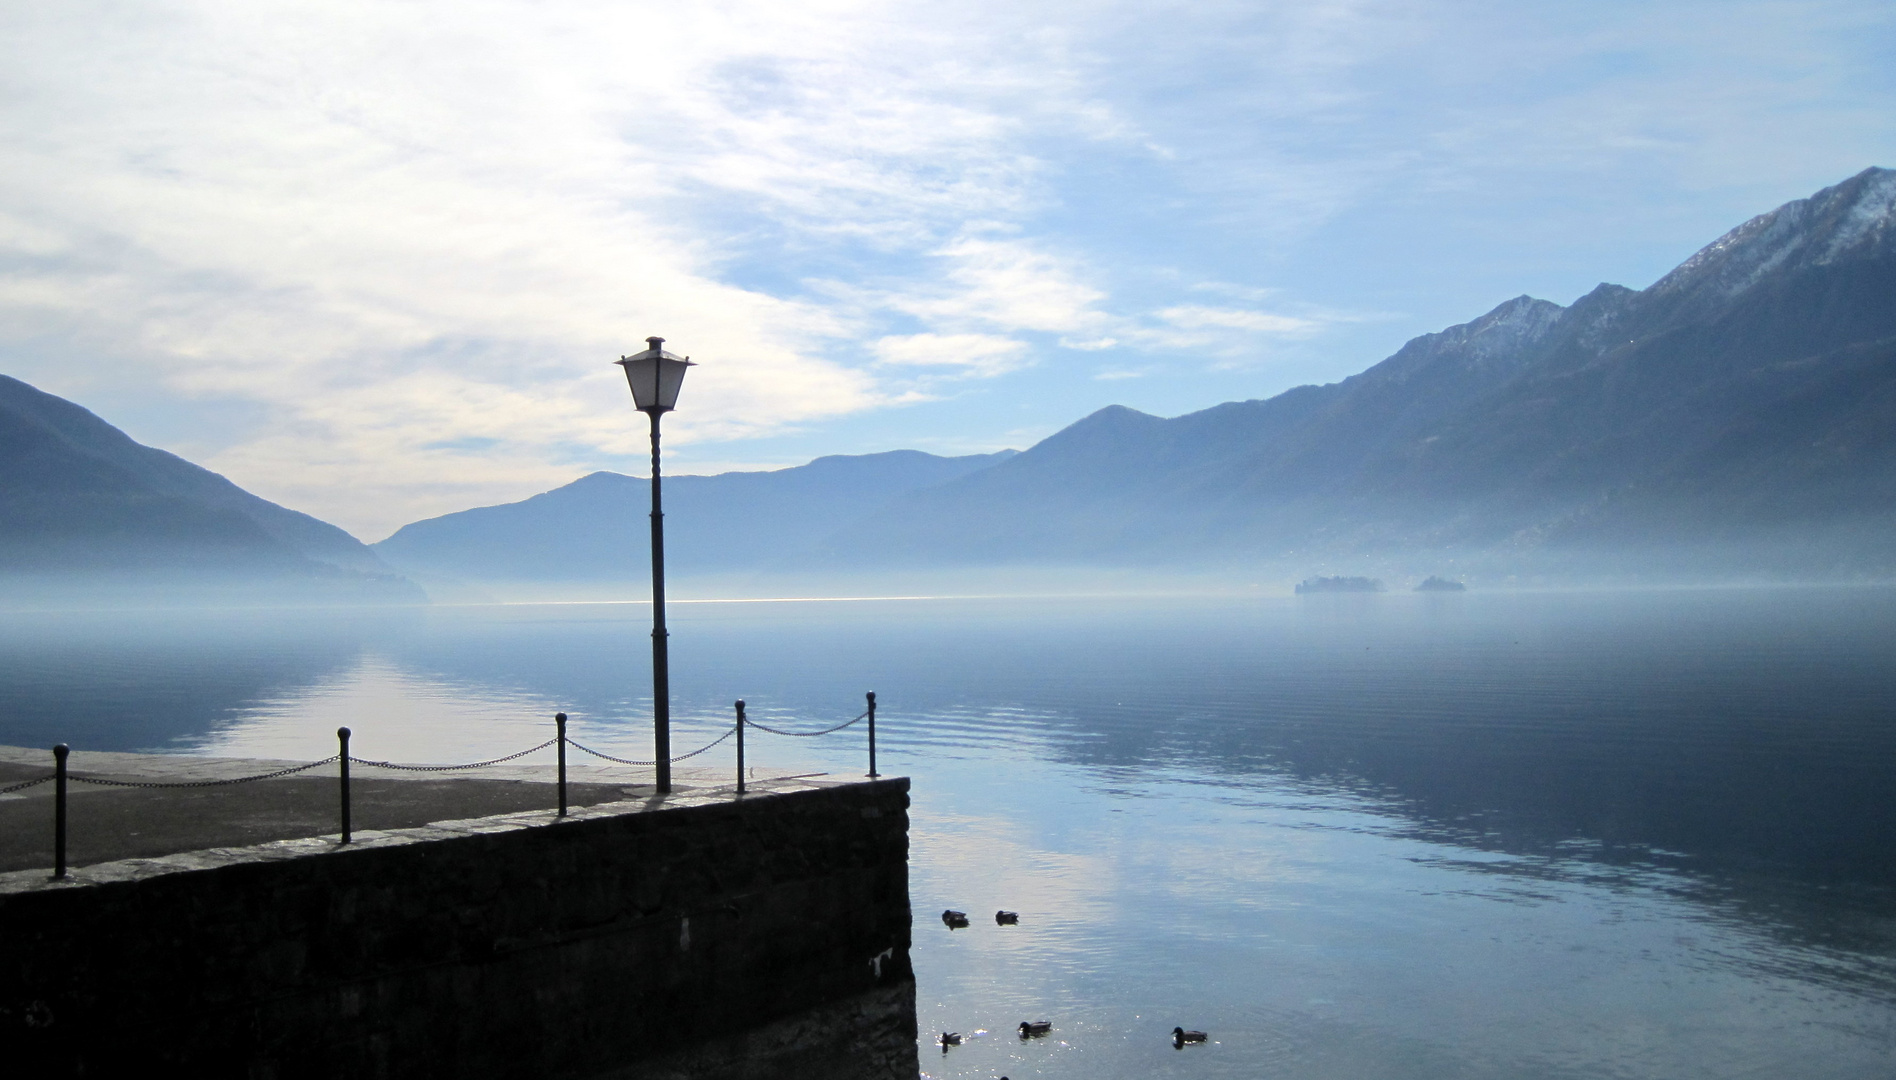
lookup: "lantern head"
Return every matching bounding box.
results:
[616,336,695,413]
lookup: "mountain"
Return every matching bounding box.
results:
[0,374,420,602]
[814,166,1896,576]
[371,166,1896,586]
[371,449,1017,583]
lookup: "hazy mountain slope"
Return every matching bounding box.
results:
[816,292,1589,562]
[1345,168,1896,516]
[0,374,416,595]
[372,449,1017,581]
[825,166,1896,569]
[370,166,1896,582]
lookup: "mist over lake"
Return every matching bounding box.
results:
[5,586,1893,1078]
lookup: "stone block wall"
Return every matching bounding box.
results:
[0,778,915,1079]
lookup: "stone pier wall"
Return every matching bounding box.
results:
[0,777,915,1079]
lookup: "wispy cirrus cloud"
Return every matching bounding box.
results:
[1158,305,1320,336]
[887,234,1113,335]
[872,333,1031,380]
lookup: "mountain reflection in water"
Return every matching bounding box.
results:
[2,587,1893,1078]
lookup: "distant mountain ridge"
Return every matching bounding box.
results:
[36,170,1896,597]
[0,374,418,601]
[371,449,1017,583]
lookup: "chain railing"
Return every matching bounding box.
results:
[744,711,868,737]
[66,757,342,788]
[0,773,54,795]
[568,726,737,767]
[348,739,558,772]
[16,690,883,881]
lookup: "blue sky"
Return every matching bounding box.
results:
[1,0,1892,539]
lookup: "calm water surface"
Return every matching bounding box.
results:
[3,587,1895,1078]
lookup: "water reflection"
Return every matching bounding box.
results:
[0,608,370,751]
[3,589,1895,1077]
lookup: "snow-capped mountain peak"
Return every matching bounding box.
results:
[1651,166,1895,304]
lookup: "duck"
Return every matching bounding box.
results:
[941,909,970,928]
[939,1032,962,1049]
[1173,1026,1208,1046]
[995,910,1020,925]
[1018,1020,1052,1037]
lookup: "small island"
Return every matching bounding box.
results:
[1295,576,1385,594]
[1415,576,1467,592]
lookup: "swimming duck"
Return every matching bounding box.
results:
[941,909,970,928]
[995,910,1020,924]
[939,1032,962,1049]
[1019,1020,1052,1037]
[1173,1027,1208,1046]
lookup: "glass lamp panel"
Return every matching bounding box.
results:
[654,357,691,411]
[619,356,661,410]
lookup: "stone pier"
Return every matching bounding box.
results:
[0,749,916,1078]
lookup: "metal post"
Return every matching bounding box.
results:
[649,409,672,794]
[556,712,568,817]
[52,743,68,880]
[735,700,746,795]
[867,691,878,778]
[338,727,352,844]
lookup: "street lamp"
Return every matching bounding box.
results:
[616,335,695,794]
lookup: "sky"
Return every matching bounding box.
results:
[1,0,1892,541]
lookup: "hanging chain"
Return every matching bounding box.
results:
[349,738,558,772]
[64,755,342,789]
[569,725,736,766]
[0,773,54,795]
[744,710,869,737]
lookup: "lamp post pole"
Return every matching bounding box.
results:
[647,405,671,793]
[616,335,695,796]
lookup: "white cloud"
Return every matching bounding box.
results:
[1191,281,1283,302]
[888,234,1115,336]
[1157,305,1320,335]
[873,333,1030,378]
[0,0,1108,534]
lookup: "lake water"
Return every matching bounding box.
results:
[4,586,1896,1078]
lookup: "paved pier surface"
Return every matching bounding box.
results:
[0,745,825,875]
